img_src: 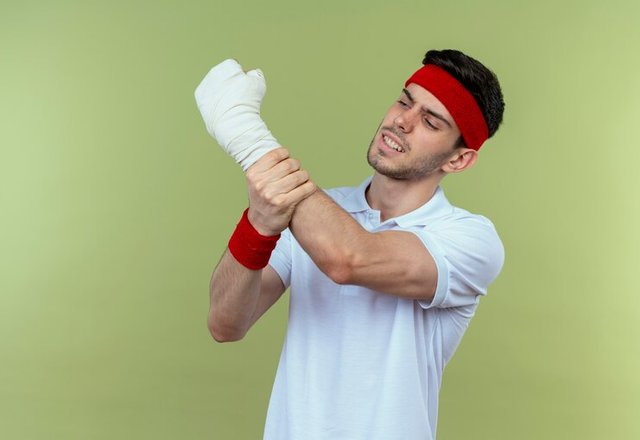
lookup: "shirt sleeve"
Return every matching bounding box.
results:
[410,215,505,309]
[268,227,292,288]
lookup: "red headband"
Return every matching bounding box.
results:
[405,64,488,150]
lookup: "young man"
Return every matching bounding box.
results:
[197,49,506,440]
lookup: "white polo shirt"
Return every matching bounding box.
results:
[264,177,504,440]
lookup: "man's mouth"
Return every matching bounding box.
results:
[382,134,405,153]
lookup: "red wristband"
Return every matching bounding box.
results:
[228,209,280,270]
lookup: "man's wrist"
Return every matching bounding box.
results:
[228,209,280,270]
[247,208,282,237]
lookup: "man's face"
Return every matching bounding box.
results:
[367,83,462,180]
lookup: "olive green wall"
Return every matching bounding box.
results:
[1,0,639,438]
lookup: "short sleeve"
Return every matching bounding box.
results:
[268,227,292,288]
[410,215,505,309]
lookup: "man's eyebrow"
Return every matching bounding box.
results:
[402,88,452,128]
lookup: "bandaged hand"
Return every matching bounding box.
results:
[195,59,279,171]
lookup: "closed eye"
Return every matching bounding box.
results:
[424,118,438,130]
[402,88,453,129]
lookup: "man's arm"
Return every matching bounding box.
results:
[195,59,436,303]
[208,149,316,342]
[208,250,286,342]
[289,190,439,301]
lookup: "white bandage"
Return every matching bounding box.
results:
[195,59,279,171]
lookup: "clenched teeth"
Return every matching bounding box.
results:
[383,135,404,152]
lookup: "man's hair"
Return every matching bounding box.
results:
[423,49,505,141]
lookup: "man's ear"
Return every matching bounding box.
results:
[442,149,478,174]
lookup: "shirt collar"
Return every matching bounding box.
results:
[340,176,453,227]
[337,176,371,213]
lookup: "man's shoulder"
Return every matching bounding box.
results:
[422,205,501,250]
[393,187,498,234]
[434,204,497,230]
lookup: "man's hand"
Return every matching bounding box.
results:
[245,148,316,236]
[195,59,280,171]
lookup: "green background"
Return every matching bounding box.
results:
[1,0,639,438]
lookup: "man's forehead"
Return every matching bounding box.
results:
[404,83,457,129]
[405,84,451,117]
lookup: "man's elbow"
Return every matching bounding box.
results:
[207,316,246,343]
[320,249,356,285]
[325,264,352,285]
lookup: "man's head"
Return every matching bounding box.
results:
[422,49,505,142]
[367,49,505,181]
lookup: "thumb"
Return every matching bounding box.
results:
[246,68,264,79]
[246,68,267,97]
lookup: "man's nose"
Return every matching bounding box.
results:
[394,108,419,133]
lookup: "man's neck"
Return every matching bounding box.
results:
[365,172,443,222]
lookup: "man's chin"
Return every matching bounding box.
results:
[368,160,410,181]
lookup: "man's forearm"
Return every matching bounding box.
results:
[288,190,367,283]
[208,249,263,342]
